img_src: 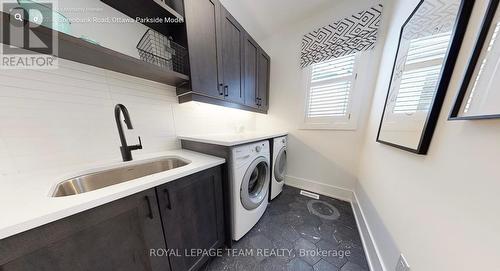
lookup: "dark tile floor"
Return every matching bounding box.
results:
[204,186,369,271]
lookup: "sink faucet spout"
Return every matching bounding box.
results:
[115,104,142,162]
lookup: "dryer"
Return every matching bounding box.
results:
[270,136,287,200]
[229,141,270,241]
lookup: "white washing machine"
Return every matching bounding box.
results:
[270,136,287,200]
[230,140,270,241]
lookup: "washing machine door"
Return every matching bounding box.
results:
[240,156,270,210]
[274,147,287,183]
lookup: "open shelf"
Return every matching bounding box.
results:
[102,0,184,21]
[0,11,189,86]
[100,0,185,40]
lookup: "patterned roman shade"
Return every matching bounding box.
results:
[301,4,383,68]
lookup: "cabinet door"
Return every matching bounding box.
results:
[244,33,259,109]
[0,189,170,271]
[220,7,245,104]
[184,0,224,98]
[157,166,224,271]
[257,49,271,111]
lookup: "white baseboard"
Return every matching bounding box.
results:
[284,175,354,202]
[284,175,385,271]
[352,191,387,271]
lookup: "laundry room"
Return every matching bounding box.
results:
[1,0,499,270]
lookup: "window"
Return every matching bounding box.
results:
[392,32,452,114]
[302,54,359,130]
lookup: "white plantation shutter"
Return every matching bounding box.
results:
[393,66,441,113]
[405,32,452,64]
[393,32,452,114]
[306,54,357,120]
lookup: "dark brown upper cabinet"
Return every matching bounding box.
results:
[181,0,223,98]
[179,0,270,114]
[220,7,245,104]
[244,34,270,111]
[244,34,260,109]
[257,49,271,111]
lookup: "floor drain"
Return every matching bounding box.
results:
[307,200,340,220]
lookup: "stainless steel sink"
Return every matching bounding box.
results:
[52,157,190,197]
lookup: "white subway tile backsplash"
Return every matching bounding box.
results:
[0,58,256,177]
[0,138,14,176]
[0,74,106,97]
[1,69,109,91]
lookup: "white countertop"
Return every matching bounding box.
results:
[178,131,288,146]
[0,150,225,240]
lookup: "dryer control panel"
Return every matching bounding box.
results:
[273,136,287,148]
[231,141,270,168]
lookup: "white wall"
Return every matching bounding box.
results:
[0,59,256,178]
[254,0,385,191]
[357,0,500,270]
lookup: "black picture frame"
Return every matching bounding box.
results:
[376,0,475,155]
[449,0,500,120]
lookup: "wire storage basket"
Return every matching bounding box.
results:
[136,29,187,74]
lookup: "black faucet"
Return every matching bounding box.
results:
[115,104,142,162]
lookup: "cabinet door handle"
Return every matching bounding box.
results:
[144,196,154,219]
[163,188,172,210]
[224,85,229,97]
[218,83,224,95]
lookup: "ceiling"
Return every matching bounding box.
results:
[219,0,339,41]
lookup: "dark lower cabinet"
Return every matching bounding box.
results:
[0,189,170,271]
[157,166,224,271]
[0,166,225,271]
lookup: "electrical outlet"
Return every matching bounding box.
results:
[395,254,410,271]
